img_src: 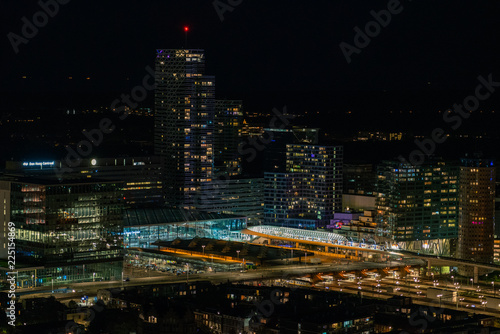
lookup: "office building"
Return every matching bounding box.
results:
[0,177,123,287]
[375,160,459,255]
[457,158,495,275]
[154,49,215,208]
[4,157,162,207]
[214,99,243,177]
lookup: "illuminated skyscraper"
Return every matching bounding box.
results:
[286,144,342,223]
[154,49,215,207]
[214,99,243,177]
[458,158,495,275]
[264,144,343,228]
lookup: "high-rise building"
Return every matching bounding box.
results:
[262,127,318,173]
[0,177,123,287]
[264,172,305,227]
[375,160,459,254]
[286,144,342,223]
[457,158,495,275]
[264,144,343,229]
[154,49,215,208]
[214,100,243,177]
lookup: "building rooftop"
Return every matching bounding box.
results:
[0,175,122,186]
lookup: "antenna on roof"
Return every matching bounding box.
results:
[184,26,189,49]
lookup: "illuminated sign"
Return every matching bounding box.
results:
[22,161,55,168]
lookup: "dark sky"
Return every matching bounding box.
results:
[1,0,500,111]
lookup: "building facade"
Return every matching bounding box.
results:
[264,145,343,229]
[4,157,162,207]
[0,177,123,287]
[262,127,318,173]
[123,208,247,249]
[197,177,264,225]
[154,49,215,208]
[214,100,243,177]
[343,164,376,196]
[375,160,459,255]
[457,159,495,275]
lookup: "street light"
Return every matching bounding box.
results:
[202,245,205,256]
[236,250,240,260]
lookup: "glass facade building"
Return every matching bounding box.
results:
[123,208,248,249]
[0,178,123,287]
[4,157,162,207]
[375,160,459,254]
[198,177,264,225]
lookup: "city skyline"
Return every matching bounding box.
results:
[1,1,500,333]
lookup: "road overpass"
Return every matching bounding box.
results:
[395,250,500,283]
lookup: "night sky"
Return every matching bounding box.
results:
[1,0,500,111]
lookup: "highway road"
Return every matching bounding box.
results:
[10,260,423,300]
[10,259,500,319]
